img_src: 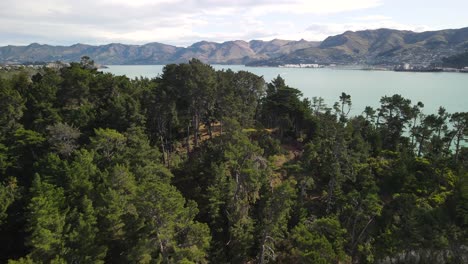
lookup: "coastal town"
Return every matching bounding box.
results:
[2,61,468,74]
[0,61,69,70]
[274,63,468,73]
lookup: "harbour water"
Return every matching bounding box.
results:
[102,65,468,116]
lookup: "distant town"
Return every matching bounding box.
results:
[0,61,109,72]
[279,63,325,68]
[2,61,468,74]
[268,63,468,73]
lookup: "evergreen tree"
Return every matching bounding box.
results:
[25,175,67,262]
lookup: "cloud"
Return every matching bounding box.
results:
[0,0,436,46]
[303,16,433,41]
[244,0,383,15]
[306,24,331,33]
[352,15,392,21]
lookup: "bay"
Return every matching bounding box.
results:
[101,65,468,116]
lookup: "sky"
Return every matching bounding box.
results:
[0,0,467,47]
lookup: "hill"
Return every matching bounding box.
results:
[1,27,467,66]
[248,27,468,66]
[441,50,468,68]
[0,39,320,65]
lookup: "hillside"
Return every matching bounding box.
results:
[2,27,467,66]
[0,39,320,65]
[248,27,468,66]
[441,50,468,68]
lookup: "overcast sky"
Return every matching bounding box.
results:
[0,0,467,46]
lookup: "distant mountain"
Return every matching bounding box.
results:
[0,39,320,65]
[0,42,183,65]
[1,27,467,66]
[249,27,468,66]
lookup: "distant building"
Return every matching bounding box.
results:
[46,61,70,70]
[280,63,322,68]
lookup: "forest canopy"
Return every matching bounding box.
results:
[0,59,467,263]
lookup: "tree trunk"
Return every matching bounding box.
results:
[186,122,191,153]
[418,135,426,157]
[326,176,336,214]
[193,113,200,148]
[160,135,167,166]
[455,133,461,162]
[166,137,171,168]
[208,121,213,139]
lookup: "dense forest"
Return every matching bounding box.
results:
[0,58,467,264]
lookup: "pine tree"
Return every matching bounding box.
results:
[26,174,67,262]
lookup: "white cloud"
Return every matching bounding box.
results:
[352,15,392,21]
[0,0,447,46]
[245,0,383,15]
[303,17,433,41]
[99,0,172,7]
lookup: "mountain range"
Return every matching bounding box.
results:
[1,27,467,66]
[0,39,319,65]
[250,27,468,66]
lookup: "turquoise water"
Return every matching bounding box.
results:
[102,65,468,116]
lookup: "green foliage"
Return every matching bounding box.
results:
[0,177,19,224]
[23,69,62,132]
[0,60,466,263]
[288,217,350,263]
[64,196,106,263]
[90,128,126,164]
[378,94,414,150]
[257,179,297,263]
[455,171,468,229]
[0,77,26,135]
[260,75,315,140]
[132,180,210,263]
[26,175,67,262]
[46,122,80,157]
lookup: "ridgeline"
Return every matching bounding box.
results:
[1,27,468,67]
